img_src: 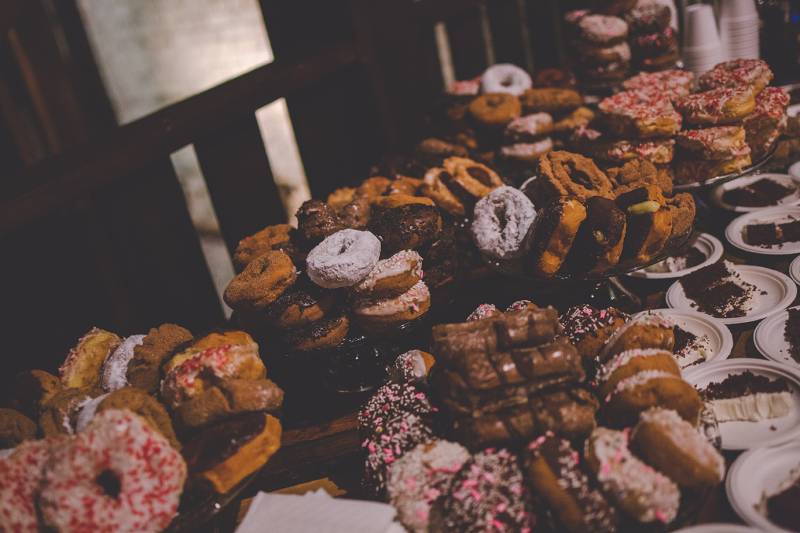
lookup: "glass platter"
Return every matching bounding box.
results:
[673,141,777,192]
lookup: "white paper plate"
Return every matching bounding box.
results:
[683,359,800,450]
[790,255,800,286]
[626,233,723,279]
[672,525,760,533]
[727,440,800,532]
[726,206,800,255]
[666,265,797,325]
[711,173,800,213]
[754,305,800,368]
[633,308,732,369]
[789,160,800,181]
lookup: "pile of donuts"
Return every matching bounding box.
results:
[475,150,694,277]
[356,300,726,533]
[563,8,632,92]
[0,325,283,532]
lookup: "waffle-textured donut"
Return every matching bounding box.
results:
[481,63,533,96]
[676,125,751,160]
[674,86,756,126]
[578,14,629,45]
[471,186,538,260]
[59,328,122,390]
[305,229,380,288]
[585,427,680,524]
[224,250,297,310]
[673,154,752,184]
[598,90,682,138]
[352,280,431,332]
[632,407,725,488]
[232,223,293,271]
[603,370,703,427]
[40,409,186,533]
[284,313,350,351]
[521,88,582,114]
[698,58,774,93]
[353,249,423,298]
[524,432,618,532]
[622,69,694,101]
[537,150,615,202]
[529,197,587,277]
[468,93,522,128]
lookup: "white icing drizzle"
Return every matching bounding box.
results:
[101,334,145,392]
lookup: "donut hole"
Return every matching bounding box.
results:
[566,161,597,190]
[500,75,514,87]
[493,204,510,231]
[467,167,493,187]
[96,469,122,499]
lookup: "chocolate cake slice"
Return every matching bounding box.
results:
[721,177,794,207]
[679,260,756,318]
[744,217,800,247]
[761,465,800,531]
[701,371,794,422]
[784,307,800,363]
[672,325,710,369]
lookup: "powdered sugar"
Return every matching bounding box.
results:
[471,186,537,260]
[306,229,381,289]
[481,63,532,96]
[101,334,145,392]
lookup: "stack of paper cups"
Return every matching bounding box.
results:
[718,0,760,60]
[682,4,724,77]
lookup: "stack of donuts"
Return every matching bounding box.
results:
[0,324,283,531]
[564,10,631,92]
[625,0,679,72]
[357,300,726,533]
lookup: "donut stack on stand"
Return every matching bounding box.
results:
[0,323,285,531]
[625,0,679,72]
[564,10,631,93]
[356,299,727,532]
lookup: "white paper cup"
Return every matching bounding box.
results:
[718,0,758,20]
[684,4,722,48]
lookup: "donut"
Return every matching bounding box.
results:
[100,334,145,392]
[521,88,582,114]
[560,305,629,362]
[553,106,595,134]
[698,58,774,94]
[352,280,431,331]
[622,69,694,101]
[38,387,95,436]
[0,437,63,532]
[428,448,534,533]
[535,151,614,204]
[305,229,380,289]
[615,184,673,263]
[337,194,372,229]
[369,203,442,253]
[87,387,180,449]
[353,250,423,298]
[284,313,349,351]
[468,93,522,129]
[371,194,435,210]
[0,408,36,448]
[295,199,346,247]
[501,138,554,163]
[471,186,538,260]
[263,283,334,329]
[420,168,469,216]
[598,312,675,362]
[744,86,790,158]
[388,349,437,384]
[126,323,193,393]
[386,175,424,196]
[598,90,682,138]
[164,330,257,373]
[665,192,695,244]
[160,341,266,408]
[481,63,533,96]
[358,382,433,436]
[232,223,293,272]
[585,427,680,524]
[504,113,554,142]
[640,50,680,71]
[224,250,297,312]
[443,156,504,190]
[581,60,630,83]
[529,197,587,277]
[182,411,281,494]
[326,186,356,209]
[506,299,536,312]
[534,68,577,89]
[524,432,618,533]
[625,0,671,33]
[10,369,61,419]
[677,125,750,160]
[387,440,470,533]
[363,413,434,496]
[575,41,632,66]
[173,377,283,429]
[564,196,628,273]
[564,9,591,36]
[606,158,673,196]
[674,86,756,126]
[631,26,677,58]
[673,154,752,184]
[632,407,725,488]
[466,303,501,321]
[416,137,469,162]
[603,370,703,427]
[39,409,186,533]
[59,328,122,390]
[578,132,676,165]
[595,348,680,397]
[356,176,392,198]
[578,14,629,45]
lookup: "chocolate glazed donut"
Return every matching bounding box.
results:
[369,203,442,255]
[563,196,627,273]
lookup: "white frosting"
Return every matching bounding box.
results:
[710,391,793,422]
[598,312,672,361]
[500,138,554,160]
[353,280,430,318]
[74,393,109,433]
[353,250,422,294]
[101,334,145,392]
[306,229,381,288]
[597,348,673,384]
[611,370,677,398]
[471,186,537,260]
[505,113,553,138]
[481,63,532,96]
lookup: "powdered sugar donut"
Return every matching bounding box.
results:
[387,440,470,533]
[101,334,145,392]
[481,63,532,96]
[579,14,629,45]
[40,409,187,533]
[306,229,380,288]
[471,186,537,260]
[0,438,61,532]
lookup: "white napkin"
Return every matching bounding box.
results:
[236,490,403,533]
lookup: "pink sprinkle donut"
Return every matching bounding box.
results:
[471,186,537,260]
[481,64,532,96]
[467,303,501,321]
[0,438,62,532]
[39,409,187,533]
[306,229,381,289]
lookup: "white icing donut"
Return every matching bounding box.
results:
[306,229,381,288]
[481,63,532,96]
[101,334,145,392]
[500,138,554,162]
[353,250,422,295]
[353,280,430,318]
[505,113,554,140]
[471,186,537,260]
